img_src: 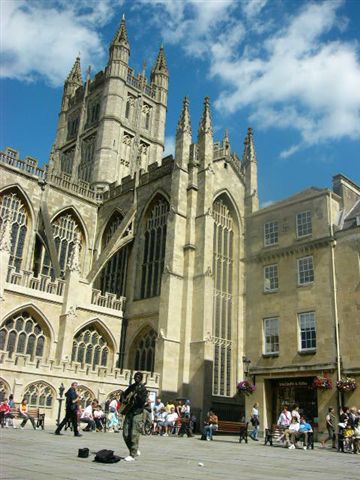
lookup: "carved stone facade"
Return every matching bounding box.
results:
[1,17,359,429]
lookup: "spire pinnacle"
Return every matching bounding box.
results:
[66,56,82,86]
[112,14,130,49]
[177,96,192,136]
[153,44,168,75]
[198,96,213,137]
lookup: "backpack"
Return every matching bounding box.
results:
[94,449,120,463]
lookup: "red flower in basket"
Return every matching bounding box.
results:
[312,376,332,390]
[236,380,256,396]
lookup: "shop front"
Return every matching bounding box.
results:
[267,377,318,425]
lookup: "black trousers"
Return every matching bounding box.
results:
[56,410,79,435]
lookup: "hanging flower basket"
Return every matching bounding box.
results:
[236,380,256,396]
[312,376,333,390]
[336,377,357,393]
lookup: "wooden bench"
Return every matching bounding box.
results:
[217,421,248,443]
[0,407,45,430]
[264,424,314,449]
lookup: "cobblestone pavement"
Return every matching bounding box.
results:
[0,428,359,480]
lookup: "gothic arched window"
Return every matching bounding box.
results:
[71,325,109,370]
[35,212,82,279]
[78,135,96,183]
[0,191,28,272]
[0,311,46,360]
[98,213,130,297]
[134,329,156,372]
[125,95,135,121]
[140,197,169,299]
[77,385,94,408]
[212,198,236,397]
[24,382,54,408]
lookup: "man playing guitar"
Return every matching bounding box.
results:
[121,371,148,461]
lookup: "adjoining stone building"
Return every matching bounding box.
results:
[244,174,360,434]
[0,16,359,429]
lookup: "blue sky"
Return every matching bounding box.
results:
[1,0,359,205]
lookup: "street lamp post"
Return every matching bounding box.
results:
[56,383,65,426]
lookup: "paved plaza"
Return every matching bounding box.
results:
[0,427,359,480]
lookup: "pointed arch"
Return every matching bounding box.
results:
[128,325,157,372]
[35,206,87,278]
[1,303,54,342]
[137,189,170,228]
[213,189,243,231]
[0,184,35,224]
[72,318,116,370]
[95,207,126,253]
[212,193,239,398]
[23,380,56,408]
[50,205,89,248]
[0,185,34,272]
[139,192,170,299]
[77,385,95,408]
[73,317,117,351]
[0,304,52,360]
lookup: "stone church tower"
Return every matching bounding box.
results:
[0,16,259,421]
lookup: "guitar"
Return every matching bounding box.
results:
[118,389,137,416]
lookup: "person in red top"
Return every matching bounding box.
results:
[0,398,11,426]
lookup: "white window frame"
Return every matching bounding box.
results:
[296,210,312,238]
[264,221,278,246]
[298,311,316,351]
[263,317,279,354]
[297,256,314,285]
[264,264,279,292]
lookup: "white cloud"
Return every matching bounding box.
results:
[0,0,121,86]
[142,0,360,157]
[212,2,360,154]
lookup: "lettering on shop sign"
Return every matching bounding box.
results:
[278,381,310,387]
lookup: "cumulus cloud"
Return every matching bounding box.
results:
[0,0,121,86]
[142,0,360,156]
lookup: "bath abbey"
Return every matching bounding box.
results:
[1,17,359,428]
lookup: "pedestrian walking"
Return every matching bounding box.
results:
[54,382,82,437]
[249,402,260,441]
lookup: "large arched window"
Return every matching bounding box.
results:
[34,212,83,279]
[71,325,109,370]
[133,329,156,372]
[98,212,130,297]
[0,191,28,271]
[212,197,236,397]
[140,197,169,298]
[24,382,54,408]
[0,311,46,360]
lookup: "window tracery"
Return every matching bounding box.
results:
[0,191,28,271]
[24,382,54,408]
[140,197,169,298]
[71,326,109,370]
[77,386,94,408]
[0,311,46,360]
[134,329,156,372]
[212,198,235,397]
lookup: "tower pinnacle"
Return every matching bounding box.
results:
[152,44,168,75]
[112,14,130,49]
[198,96,213,137]
[177,96,192,136]
[66,56,82,87]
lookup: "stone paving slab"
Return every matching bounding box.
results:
[0,428,359,480]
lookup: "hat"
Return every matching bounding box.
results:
[78,448,89,458]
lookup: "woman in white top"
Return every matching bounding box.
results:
[80,402,96,431]
[249,402,260,441]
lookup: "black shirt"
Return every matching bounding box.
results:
[122,383,148,415]
[65,387,78,412]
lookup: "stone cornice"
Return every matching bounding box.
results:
[249,362,336,375]
[246,236,333,263]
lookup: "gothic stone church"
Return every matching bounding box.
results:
[0,17,257,421]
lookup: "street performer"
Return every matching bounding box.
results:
[121,371,148,461]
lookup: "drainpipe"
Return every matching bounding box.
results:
[329,194,342,408]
